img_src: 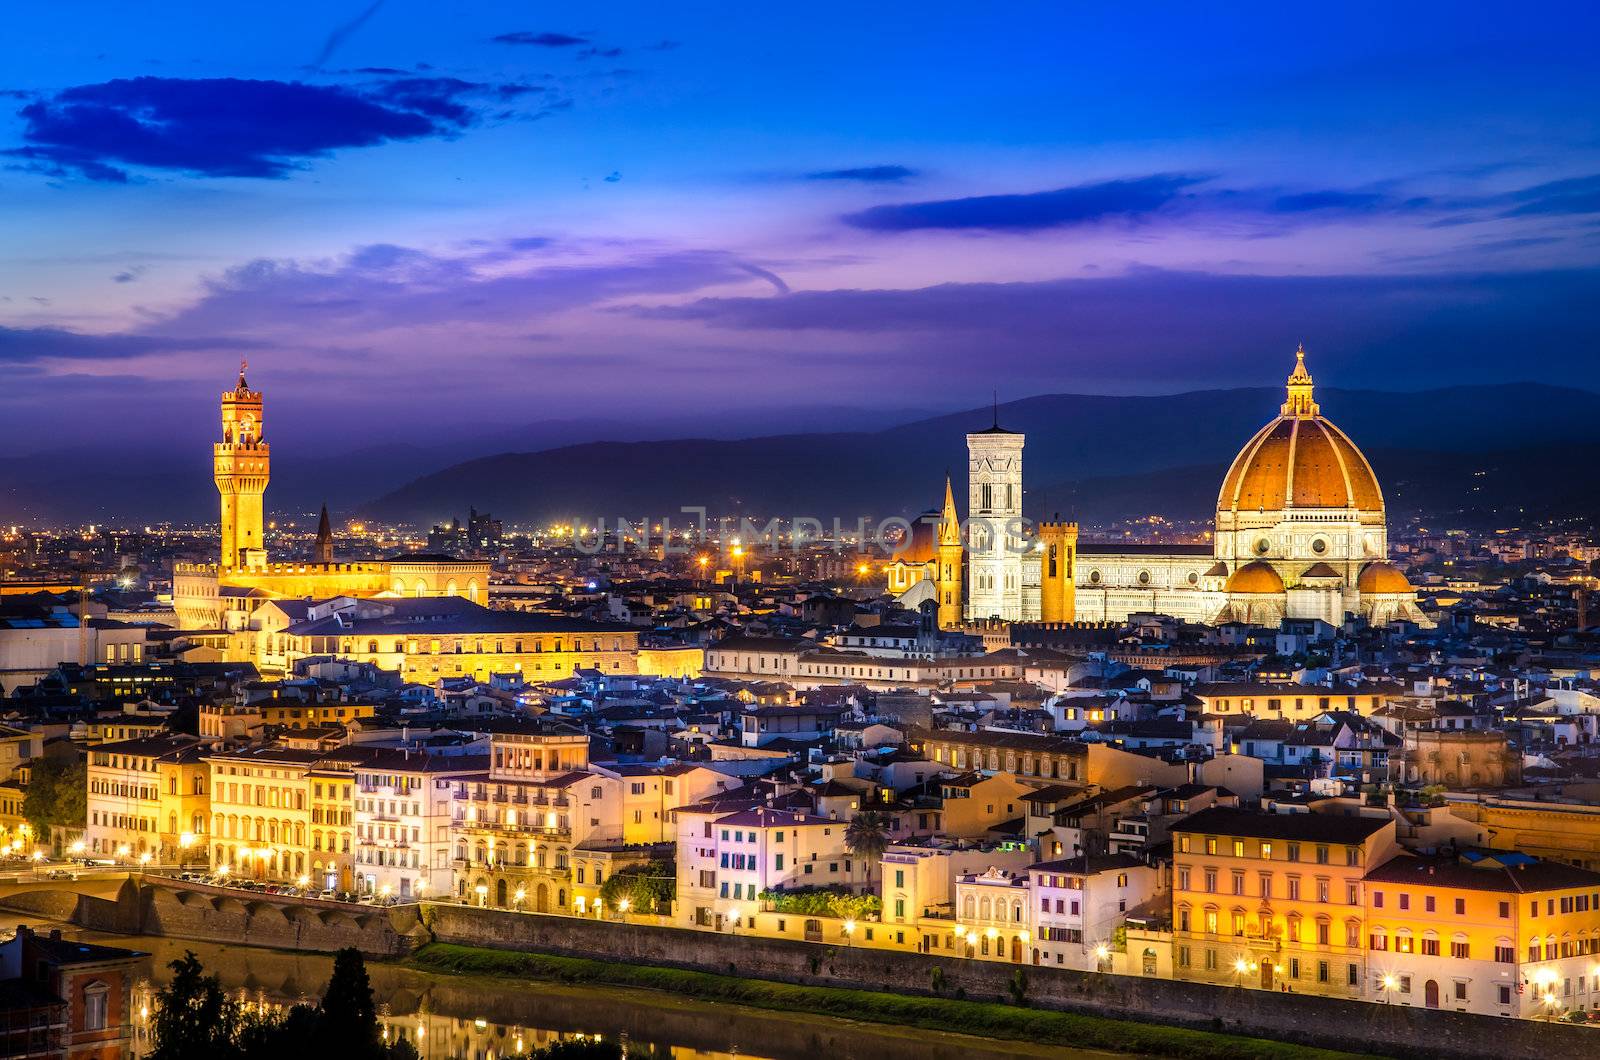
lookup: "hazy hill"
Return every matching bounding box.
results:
[362,383,1600,527]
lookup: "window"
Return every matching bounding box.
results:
[1451,939,1470,959]
[83,982,109,1031]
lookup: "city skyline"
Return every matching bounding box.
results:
[3,2,1600,455]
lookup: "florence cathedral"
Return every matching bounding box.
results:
[895,347,1431,630]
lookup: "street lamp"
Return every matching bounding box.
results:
[843,919,857,946]
[138,851,153,870]
[513,887,526,909]
[1094,943,1112,972]
[474,884,487,908]
[30,850,44,877]
[1380,974,1397,1004]
[68,840,85,857]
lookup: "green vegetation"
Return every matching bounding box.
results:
[23,755,85,844]
[149,948,417,1060]
[843,809,892,886]
[597,859,675,915]
[407,943,1370,1060]
[756,885,881,920]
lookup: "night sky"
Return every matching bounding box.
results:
[3,2,1599,455]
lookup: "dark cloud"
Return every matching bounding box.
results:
[492,31,589,47]
[1500,173,1600,217]
[0,324,245,364]
[643,40,682,51]
[1271,190,1392,213]
[5,76,521,181]
[579,47,625,60]
[844,174,1206,231]
[620,266,1600,388]
[807,165,918,183]
[839,171,1600,234]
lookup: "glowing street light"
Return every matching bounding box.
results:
[842,919,857,946]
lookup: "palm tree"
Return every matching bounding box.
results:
[844,810,892,890]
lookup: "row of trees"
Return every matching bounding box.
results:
[149,948,417,1060]
[149,950,651,1060]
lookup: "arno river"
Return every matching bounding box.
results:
[38,924,1105,1059]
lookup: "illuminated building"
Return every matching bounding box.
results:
[1073,348,1431,627]
[965,420,1025,620]
[447,721,622,913]
[1170,807,1398,999]
[352,748,488,899]
[205,745,328,885]
[85,735,209,863]
[174,366,490,630]
[242,596,643,683]
[896,348,1431,629]
[1362,852,1600,1016]
[881,475,964,629]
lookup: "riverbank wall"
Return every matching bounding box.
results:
[8,876,1593,1059]
[422,902,1593,1060]
[0,875,423,956]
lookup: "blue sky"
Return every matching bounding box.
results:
[2,2,1599,452]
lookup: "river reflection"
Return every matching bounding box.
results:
[91,930,1089,1060]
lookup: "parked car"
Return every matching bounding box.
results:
[45,869,75,881]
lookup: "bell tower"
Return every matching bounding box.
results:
[215,361,269,569]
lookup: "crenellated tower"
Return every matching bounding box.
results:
[1038,519,1078,623]
[935,474,964,629]
[214,361,269,570]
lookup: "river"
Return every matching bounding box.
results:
[28,922,1107,1059]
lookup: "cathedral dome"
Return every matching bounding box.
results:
[1217,347,1384,515]
[1357,561,1413,594]
[1225,560,1285,594]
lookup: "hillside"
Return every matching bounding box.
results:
[362,383,1600,527]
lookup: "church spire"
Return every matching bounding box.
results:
[237,358,250,391]
[938,473,961,546]
[314,502,333,565]
[1281,343,1319,418]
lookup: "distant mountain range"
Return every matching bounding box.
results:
[360,383,1600,529]
[6,383,1593,529]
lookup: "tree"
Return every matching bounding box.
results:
[321,948,382,1055]
[148,952,248,1060]
[597,860,675,914]
[844,810,892,888]
[23,755,86,845]
[149,950,416,1060]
